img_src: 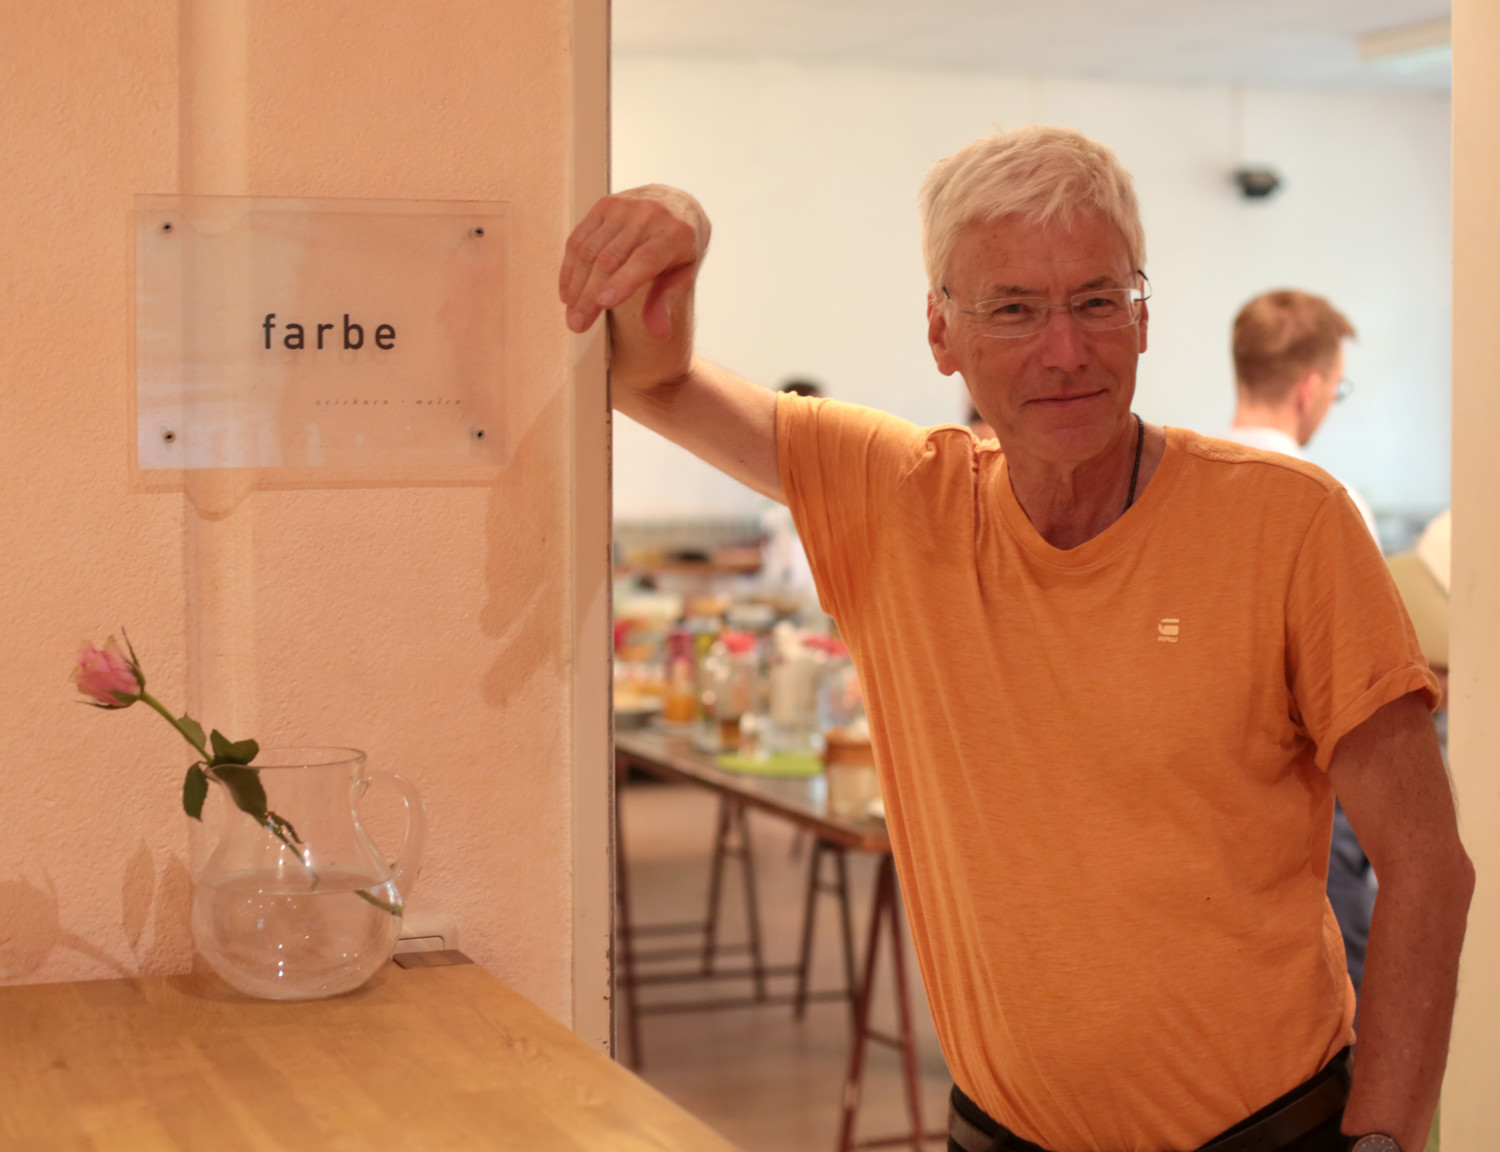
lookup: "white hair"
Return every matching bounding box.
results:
[918,125,1146,294]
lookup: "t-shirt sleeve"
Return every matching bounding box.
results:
[1284,487,1441,769]
[776,392,928,621]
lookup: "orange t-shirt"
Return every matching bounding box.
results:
[777,395,1437,1152]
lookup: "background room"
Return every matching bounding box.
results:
[607,3,1456,1150]
[612,3,1452,541]
[3,0,1493,1149]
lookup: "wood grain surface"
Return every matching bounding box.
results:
[0,960,741,1151]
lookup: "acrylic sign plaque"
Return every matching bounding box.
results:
[135,195,507,470]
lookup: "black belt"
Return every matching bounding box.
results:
[948,1047,1352,1152]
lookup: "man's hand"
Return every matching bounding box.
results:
[558,185,783,502]
[560,184,709,341]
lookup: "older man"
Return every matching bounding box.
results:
[561,127,1471,1152]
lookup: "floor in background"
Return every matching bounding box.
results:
[617,778,952,1152]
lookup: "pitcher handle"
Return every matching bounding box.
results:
[364,771,427,900]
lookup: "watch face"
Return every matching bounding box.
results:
[1350,1137,1401,1152]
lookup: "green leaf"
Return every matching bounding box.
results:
[178,715,205,750]
[182,764,208,820]
[209,730,259,766]
[214,766,268,823]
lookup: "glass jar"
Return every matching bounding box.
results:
[767,623,822,754]
[191,747,425,1000]
[696,631,761,752]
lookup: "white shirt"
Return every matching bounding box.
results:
[1215,426,1380,543]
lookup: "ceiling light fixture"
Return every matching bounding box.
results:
[1359,16,1451,74]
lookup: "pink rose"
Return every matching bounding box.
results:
[72,637,141,708]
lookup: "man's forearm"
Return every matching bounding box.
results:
[614,355,783,503]
[1341,847,1474,1149]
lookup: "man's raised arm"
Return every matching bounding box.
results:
[560,185,784,503]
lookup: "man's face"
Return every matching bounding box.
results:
[927,211,1147,469]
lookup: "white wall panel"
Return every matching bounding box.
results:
[613,56,1450,522]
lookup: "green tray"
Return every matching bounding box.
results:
[714,752,823,778]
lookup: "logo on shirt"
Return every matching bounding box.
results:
[1157,618,1180,643]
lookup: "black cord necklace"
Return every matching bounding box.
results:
[1124,412,1144,512]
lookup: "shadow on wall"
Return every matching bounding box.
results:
[480,386,570,711]
[0,844,194,982]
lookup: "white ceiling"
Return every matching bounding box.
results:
[614,0,1452,92]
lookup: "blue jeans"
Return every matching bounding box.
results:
[1327,801,1375,999]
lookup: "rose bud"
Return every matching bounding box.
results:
[72,637,142,708]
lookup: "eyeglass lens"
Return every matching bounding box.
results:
[973,289,1143,336]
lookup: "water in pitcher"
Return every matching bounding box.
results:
[192,869,403,1000]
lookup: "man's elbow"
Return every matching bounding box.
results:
[1377,835,1475,918]
[1446,847,1477,951]
[1454,844,1477,911]
[1419,840,1476,924]
[1437,821,1478,902]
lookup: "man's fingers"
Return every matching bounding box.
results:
[582,231,650,306]
[568,236,643,332]
[600,241,686,308]
[562,215,629,317]
[563,213,660,331]
[641,263,696,340]
[571,250,668,334]
[559,198,619,299]
[560,188,707,333]
[572,223,695,333]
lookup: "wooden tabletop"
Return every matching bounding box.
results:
[614,728,891,854]
[0,955,740,1151]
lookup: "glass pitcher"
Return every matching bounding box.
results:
[191,747,425,1000]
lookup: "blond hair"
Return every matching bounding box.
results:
[918,126,1146,294]
[1233,290,1355,401]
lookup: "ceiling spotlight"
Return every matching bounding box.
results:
[1232,167,1282,200]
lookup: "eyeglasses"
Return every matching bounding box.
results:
[942,273,1151,339]
[1334,377,1354,404]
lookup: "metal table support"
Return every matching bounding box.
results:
[614,730,946,1150]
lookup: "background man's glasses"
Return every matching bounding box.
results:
[1335,377,1355,403]
[942,274,1151,339]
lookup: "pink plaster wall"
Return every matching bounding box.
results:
[0,0,596,1023]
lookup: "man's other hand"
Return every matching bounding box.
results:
[560,184,710,339]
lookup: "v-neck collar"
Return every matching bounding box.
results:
[991,426,1188,570]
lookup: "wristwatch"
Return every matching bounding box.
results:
[1345,1137,1401,1152]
